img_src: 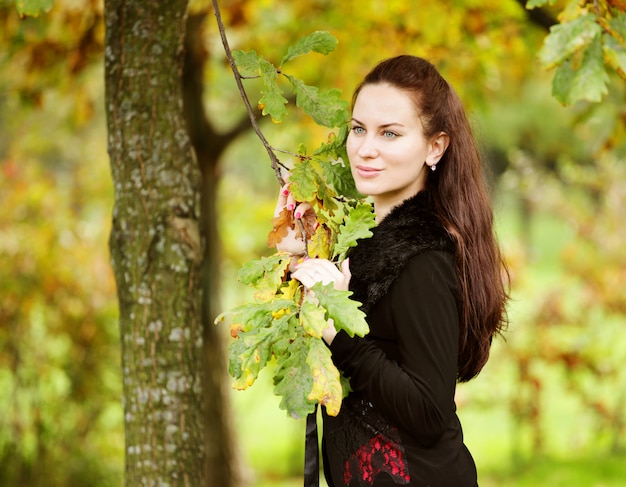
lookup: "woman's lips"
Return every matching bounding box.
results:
[355,165,381,179]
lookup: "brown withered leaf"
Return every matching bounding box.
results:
[301,211,318,240]
[298,199,321,240]
[267,207,295,248]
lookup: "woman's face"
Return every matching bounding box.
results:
[346,83,447,219]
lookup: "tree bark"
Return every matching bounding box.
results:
[104,1,207,485]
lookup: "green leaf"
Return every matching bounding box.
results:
[271,308,300,352]
[299,296,328,338]
[312,167,339,213]
[271,309,301,358]
[289,159,321,202]
[229,326,274,389]
[220,298,296,335]
[287,75,349,128]
[314,126,361,199]
[322,199,348,234]
[608,12,626,43]
[238,253,291,290]
[228,337,250,385]
[232,50,261,77]
[552,35,609,105]
[332,202,376,261]
[312,283,369,338]
[314,124,349,158]
[307,338,343,416]
[227,298,297,390]
[603,34,626,75]
[289,159,339,214]
[258,58,288,123]
[15,0,53,16]
[220,302,273,333]
[273,339,316,418]
[539,14,602,68]
[322,155,361,200]
[280,31,339,66]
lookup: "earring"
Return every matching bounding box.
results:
[430,164,437,172]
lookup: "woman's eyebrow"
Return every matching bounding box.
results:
[350,117,405,128]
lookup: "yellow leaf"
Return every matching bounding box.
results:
[280,278,301,301]
[307,225,331,259]
[306,339,343,416]
[299,297,327,337]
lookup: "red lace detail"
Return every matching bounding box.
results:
[343,433,410,485]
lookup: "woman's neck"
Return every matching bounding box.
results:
[373,191,422,224]
[373,202,392,223]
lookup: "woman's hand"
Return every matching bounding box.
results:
[291,258,351,345]
[272,182,314,256]
[272,181,351,345]
[291,258,351,291]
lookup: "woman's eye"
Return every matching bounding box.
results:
[351,126,365,134]
[383,130,397,138]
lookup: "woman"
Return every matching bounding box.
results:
[278,55,508,486]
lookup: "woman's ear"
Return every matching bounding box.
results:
[426,132,450,168]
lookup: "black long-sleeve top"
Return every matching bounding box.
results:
[321,191,478,487]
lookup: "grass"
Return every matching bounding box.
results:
[479,456,626,487]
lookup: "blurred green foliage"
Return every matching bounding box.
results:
[0,65,122,484]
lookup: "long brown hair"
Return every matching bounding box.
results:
[353,55,509,382]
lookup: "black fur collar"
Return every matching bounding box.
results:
[348,191,455,313]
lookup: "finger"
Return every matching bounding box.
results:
[293,201,312,220]
[294,260,338,286]
[297,259,350,291]
[307,259,343,279]
[285,192,296,212]
[293,262,327,285]
[274,183,290,217]
[296,259,330,275]
[290,268,315,288]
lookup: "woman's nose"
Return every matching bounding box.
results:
[357,136,378,158]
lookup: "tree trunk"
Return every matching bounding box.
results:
[104,2,207,485]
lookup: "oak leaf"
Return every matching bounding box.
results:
[267,207,295,248]
[307,338,342,416]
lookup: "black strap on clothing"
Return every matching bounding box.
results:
[304,404,319,487]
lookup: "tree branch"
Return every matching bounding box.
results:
[515,0,559,32]
[211,0,286,186]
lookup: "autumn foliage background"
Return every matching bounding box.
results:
[1,0,625,486]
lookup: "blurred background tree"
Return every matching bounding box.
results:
[0,0,624,486]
